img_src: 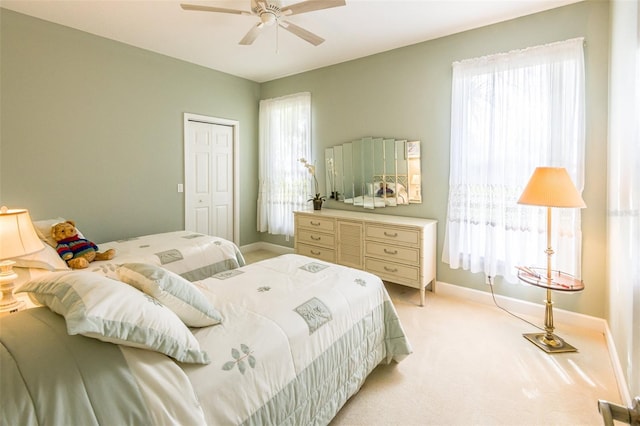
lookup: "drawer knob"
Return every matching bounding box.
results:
[310,221,321,226]
[311,250,320,255]
[384,232,398,237]
[384,266,398,273]
[384,248,398,255]
[310,235,321,241]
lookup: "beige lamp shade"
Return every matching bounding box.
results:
[0,207,44,260]
[518,167,586,208]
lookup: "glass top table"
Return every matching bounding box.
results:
[516,267,584,292]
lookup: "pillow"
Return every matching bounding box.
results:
[14,243,70,271]
[33,217,85,248]
[117,263,222,327]
[16,271,210,364]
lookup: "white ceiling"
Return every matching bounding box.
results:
[1,0,582,83]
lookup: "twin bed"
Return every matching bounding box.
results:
[1,225,412,425]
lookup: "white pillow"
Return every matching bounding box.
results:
[16,271,210,364]
[117,263,222,328]
[14,243,70,271]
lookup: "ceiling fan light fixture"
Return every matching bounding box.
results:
[260,11,277,26]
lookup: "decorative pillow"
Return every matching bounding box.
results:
[117,263,222,328]
[33,217,85,248]
[16,271,210,364]
[14,243,70,271]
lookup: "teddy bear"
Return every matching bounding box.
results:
[51,220,116,269]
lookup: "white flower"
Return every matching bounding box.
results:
[299,158,324,201]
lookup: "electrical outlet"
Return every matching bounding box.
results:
[485,275,493,286]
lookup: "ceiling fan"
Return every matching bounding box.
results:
[180,0,346,46]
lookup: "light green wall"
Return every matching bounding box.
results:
[260,0,610,318]
[0,8,261,245]
[1,3,610,319]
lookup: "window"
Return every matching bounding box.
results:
[257,92,311,236]
[443,38,585,282]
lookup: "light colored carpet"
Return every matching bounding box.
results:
[244,250,621,425]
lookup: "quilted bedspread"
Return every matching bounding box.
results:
[186,254,412,425]
[89,230,245,281]
[1,254,411,425]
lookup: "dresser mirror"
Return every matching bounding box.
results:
[325,138,422,209]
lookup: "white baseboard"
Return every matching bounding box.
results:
[239,241,294,255]
[435,280,631,403]
[603,322,633,405]
[435,280,606,332]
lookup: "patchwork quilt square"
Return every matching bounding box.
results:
[155,249,184,265]
[294,297,332,334]
[212,269,244,280]
[299,262,329,273]
[182,234,205,240]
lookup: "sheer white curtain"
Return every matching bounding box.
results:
[608,0,639,399]
[443,38,585,283]
[257,92,311,236]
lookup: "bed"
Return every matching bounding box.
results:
[1,225,412,425]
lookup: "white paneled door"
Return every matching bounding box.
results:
[184,115,236,242]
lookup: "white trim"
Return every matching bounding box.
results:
[183,113,240,246]
[604,322,633,405]
[435,281,630,402]
[435,281,605,332]
[240,242,294,255]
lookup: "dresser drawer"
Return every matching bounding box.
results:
[365,241,420,265]
[297,243,336,263]
[296,215,335,232]
[296,229,335,248]
[365,258,420,285]
[365,225,420,246]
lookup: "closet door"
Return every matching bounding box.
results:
[185,118,234,242]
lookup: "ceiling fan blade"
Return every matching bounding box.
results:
[281,0,346,16]
[239,23,263,45]
[256,1,268,12]
[180,4,251,16]
[279,20,324,46]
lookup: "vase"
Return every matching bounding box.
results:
[313,199,323,210]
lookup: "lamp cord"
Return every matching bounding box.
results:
[487,276,544,331]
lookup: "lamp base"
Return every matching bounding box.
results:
[523,332,577,353]
[0,259,23,315]
[0,299,25,315]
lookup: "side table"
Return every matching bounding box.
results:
[517,266,584,353]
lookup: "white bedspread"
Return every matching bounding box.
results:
[183,254,412,425]
[89,230,245,281]
[2,253,411,426]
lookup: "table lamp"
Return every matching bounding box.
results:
[517,167,586,353]
[0,206,44,313]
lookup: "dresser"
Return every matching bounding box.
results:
[294,209,437,306]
